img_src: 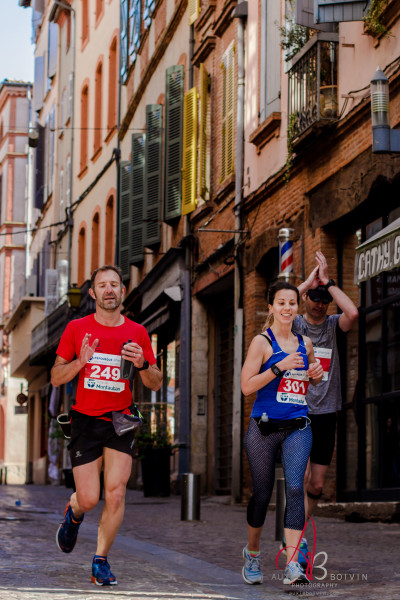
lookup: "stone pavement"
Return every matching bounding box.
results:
[0,484,399,600]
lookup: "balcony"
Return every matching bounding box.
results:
[288,33,339,142]
[30,281,95,365]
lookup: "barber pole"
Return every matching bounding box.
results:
[278,228,294,281]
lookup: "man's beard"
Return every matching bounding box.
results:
[95,293,122,311]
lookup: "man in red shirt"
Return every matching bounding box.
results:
[51,265,162,586]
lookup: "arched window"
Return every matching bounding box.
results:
[96,0,104,21]
[105,196,114,264]
[78,226,86,284]
[80,84,89,171]
[107,37,117,135]
[91,212,100,272]
[82,0,89,46]
[94,62,103,152]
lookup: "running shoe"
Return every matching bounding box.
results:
[91,558,118,586]
[242,545,263,585]
[56,502,84,553]
[283,561,310,585]
[298,537,309,571]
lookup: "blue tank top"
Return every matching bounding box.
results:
[250,328,310,420]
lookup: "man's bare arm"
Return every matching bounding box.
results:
[50,333,99,387]
[139,364,163,392]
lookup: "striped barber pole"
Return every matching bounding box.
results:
[278,228,294,280]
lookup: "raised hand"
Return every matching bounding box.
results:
[315,251,329,285]
[121,341,145,368]
[78,333,99,367]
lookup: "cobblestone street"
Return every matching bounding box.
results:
[0,485,399,600]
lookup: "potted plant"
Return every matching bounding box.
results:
[135,424,172,497]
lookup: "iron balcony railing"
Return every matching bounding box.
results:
[288,33,339,140]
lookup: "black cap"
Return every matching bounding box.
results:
[307,285,333,303]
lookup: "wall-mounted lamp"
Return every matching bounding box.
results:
[371,67,400,154]
[67,283,82,309]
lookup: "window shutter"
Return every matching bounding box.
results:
[144,0,156,28]
[182,87,197,216]
[130,133,145,264]
[119,161,131,280]
[48,22,58,81]
[199,63,209,199]
[144,104,162,247]
[33,56,44,113]
[129,0,141,64]
[120,0,129,82]
[34,124,45,209]
[45,269,58,316]
[164,65,184,222]
[188,0,200,25]
[315,0,371,24]
[221,46,235,183]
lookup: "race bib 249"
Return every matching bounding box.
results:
[84,352,125,393]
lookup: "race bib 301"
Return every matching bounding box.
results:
[277,369,309,405]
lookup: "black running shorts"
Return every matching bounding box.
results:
[68,410,135,468]
[309,412,337,466]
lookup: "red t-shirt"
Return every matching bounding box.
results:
[56,314,156,416]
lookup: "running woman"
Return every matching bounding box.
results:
[241,280,323,586]
[51,265,162,586]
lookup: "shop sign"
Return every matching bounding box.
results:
[355,220,400,284]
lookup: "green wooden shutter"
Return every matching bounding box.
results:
[130,133,145,264]
[164,65,184,222]
[144,104,162,248]
[119,160,131,280]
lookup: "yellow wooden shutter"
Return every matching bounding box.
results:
[182,87,198,215]
[188,0,200,25]
[199,63,209,200]
[221,46,235,183]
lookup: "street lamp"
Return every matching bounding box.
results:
[371,67,400,153]
[67,283,82,309]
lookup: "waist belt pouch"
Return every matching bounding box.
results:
[256,417,306,435]
[112,404,143,436]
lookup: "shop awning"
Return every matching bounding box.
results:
[354,217,400,284]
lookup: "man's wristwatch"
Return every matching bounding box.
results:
[325,279,336,289]
[137,360,149,371]
[271,363,284,378]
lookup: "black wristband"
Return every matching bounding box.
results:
[271,363,284,377]
[137,360,149,371]
[325,279,336,289]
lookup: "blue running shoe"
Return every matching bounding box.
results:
[91,558,118,586]
[242,545,263,585]
[56,503,84,553]
[283,561,310,585]
[298,537,309,571]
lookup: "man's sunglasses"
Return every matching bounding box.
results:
[308,297,330,305]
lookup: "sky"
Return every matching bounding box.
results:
[0,1,34,83]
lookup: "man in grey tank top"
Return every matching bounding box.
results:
[294,252,358,519]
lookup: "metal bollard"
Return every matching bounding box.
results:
[275,478,286,541]
[181,473,201,521]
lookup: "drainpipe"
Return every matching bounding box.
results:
[178,23,195,477]
[231,1,247,504]
[114,3,123,264]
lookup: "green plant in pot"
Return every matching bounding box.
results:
[135,419,173,497]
